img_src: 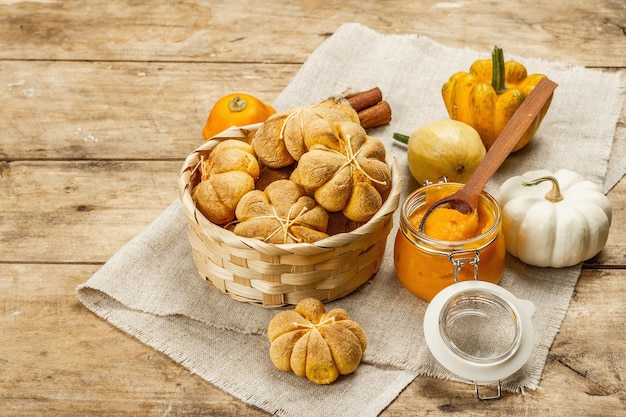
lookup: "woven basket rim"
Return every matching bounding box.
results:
[178,123,402,256]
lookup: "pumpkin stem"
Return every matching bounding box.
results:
[393,132,409,144]
[522,176,564,202]
[228,96,248,112]
[492,45,508,95]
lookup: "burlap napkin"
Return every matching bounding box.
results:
[77,23,625,417]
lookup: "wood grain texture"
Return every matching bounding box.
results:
[1,265,623,416]
[0,264,269,417]
[0,61,294,160]
[0,160,179,262]
[0,0,624,416]
[1,160,624,265]
[0,0,624,66]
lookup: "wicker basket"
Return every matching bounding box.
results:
[178,123,401,307]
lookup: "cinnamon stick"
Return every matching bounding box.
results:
[357,100,392,130]
[346,87,383,112]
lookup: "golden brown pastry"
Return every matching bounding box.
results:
[192,139,259,224]
[233,179,329,244]
[192,171,255,225]
[202,140,259,177]
[290,121,391,222]
[267,298,367,385]
[252,98,359,169]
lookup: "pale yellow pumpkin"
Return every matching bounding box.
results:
[405,120,486,186]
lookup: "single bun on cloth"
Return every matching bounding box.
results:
[267,298,367,384]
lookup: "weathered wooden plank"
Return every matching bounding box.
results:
[1,160,625,265]
[588,176,626,266]
[0,0,624,67]
[549,268,626,401]
[0,160,180,263]
[0,264,269,417]
[0,61,294,160]
[1,59,624,173]
[0,264,623,416]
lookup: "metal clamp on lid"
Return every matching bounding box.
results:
[448,249,480,282]
[423,280,536,400]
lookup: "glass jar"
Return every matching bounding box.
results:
[423,280,536,400]
[394,182,506,302]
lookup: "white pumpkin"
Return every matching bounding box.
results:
[497,169,612,268]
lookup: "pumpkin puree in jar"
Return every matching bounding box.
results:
[394,184,505,302]
[413,187,490,241]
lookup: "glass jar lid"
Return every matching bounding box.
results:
[424,280,535,385]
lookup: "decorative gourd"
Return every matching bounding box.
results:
[203,93,275,140]
[442,45,552,152]
[267,298,367,385]
[394,119,486,186]
[497,169,612,268]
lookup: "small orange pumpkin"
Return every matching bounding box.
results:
[202,93,276,140]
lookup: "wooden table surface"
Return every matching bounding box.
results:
[1,1,625,416]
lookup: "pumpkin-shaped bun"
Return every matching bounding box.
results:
[252,98,359,169]
[267,298,367,385]
[192,139,259,225]
[290,121,391,223]
[233,180,329,244]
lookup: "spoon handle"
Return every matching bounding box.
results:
[458,77,558,204]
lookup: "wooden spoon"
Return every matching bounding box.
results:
[419,77,558,232]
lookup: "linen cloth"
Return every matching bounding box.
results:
[77,23,626,417]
